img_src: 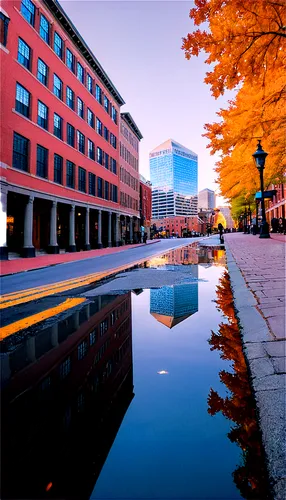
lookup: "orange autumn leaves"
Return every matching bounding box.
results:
[182,0,286,209]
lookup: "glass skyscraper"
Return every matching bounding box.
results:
[150,139,198,218]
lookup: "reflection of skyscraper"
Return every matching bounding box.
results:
[1,293,133,500]
[150,266,199,328]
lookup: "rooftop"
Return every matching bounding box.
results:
[121,112,143,140]
[150,139,197,157]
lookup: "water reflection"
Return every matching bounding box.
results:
[208,272,270,499]
[1,293,133,500]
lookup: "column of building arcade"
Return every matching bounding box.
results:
[1,189,134,259]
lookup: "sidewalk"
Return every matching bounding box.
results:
[0,240,160,277]
[224,233,285,499]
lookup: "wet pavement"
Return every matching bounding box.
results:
[0,242,270,500]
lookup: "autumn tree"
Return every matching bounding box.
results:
[182,0,286,203]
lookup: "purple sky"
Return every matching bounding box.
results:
[60,0,231,204]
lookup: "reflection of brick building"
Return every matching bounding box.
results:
[1,293,133,499]
[140,174,152,238]
[152,216,199,236]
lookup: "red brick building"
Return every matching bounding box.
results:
[265,183,286,222]
[140,174,152,238]
[152,216,199,237]
[0,0,142,259]
[119,113,143,243]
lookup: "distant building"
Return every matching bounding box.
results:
[119,113,143,244]
[198,189,216,210]
[216,206,234,229]
[139,175,152,238]
[152,216,199,236]
[265,183,285,222]
[150,139,198,219]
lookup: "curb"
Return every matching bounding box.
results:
[224,239,286,500]
[0,240,161,278]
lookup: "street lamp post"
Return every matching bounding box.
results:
[252,140,270,238]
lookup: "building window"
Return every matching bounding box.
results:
[13,132,29,172]
[60,357,71,379]
[54,32,63,59]
[21,0,35,26]
[37,101,48,130]
[77,131,85,154]
[100,318,108,336]
[54,154,63,184]
[53,74,63,100]
[104,152,109,170]
[95,84,102,104]
[36,145,48,178]
[89,329,97,345]
[87,108,94,128]
[110,133,117,149]
[89,172,96,196]
[54,113,63,139]
[67,123,75,147]
[104,95,109,113]
[96,118,102,135]
[87,73,93,93]
[66,160,75,188]
[111,158,117,174]
[66,87,74,110]
[88,139,95,160]
[78,167,86,193]
[111,185,118,203]
[97,147,103,165]
[0,12,10,47]
[104,181,109,200]
[39,14,49,44]
[18,38,31,70]
[15,83,30,118]
[77,62,84,83]
[66,48,75,72]
[37,58,48,86]
[111,106,117,124]
[77,97,84,118]
[78,340,88,360]
[104,126,109,141]
[97,177,103,198]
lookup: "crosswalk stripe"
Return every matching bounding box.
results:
[0,297,86,340]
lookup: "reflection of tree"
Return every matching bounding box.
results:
[208,272,270,499]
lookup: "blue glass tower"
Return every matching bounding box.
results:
[149,139,198,218]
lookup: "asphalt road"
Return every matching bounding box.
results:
[1,238,205,295]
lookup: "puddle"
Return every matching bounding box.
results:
[0,244,270,499]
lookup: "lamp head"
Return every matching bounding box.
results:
[252,140,268,170]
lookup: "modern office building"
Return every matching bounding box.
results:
[0,0,142,259]
[150,139,198,219]
[198,188,216,211]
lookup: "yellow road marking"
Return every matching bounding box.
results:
[0,240,195,310]
[0,297,86,340]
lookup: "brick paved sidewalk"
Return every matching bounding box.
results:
[225,233,285,499]
[0,240,160,277]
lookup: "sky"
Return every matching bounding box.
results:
[60,0,232,205]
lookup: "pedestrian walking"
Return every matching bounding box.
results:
[278,217,285,234]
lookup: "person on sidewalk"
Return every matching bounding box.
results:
[278,217,286,234]
[143,233,147,244]
[218,223,224,244]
